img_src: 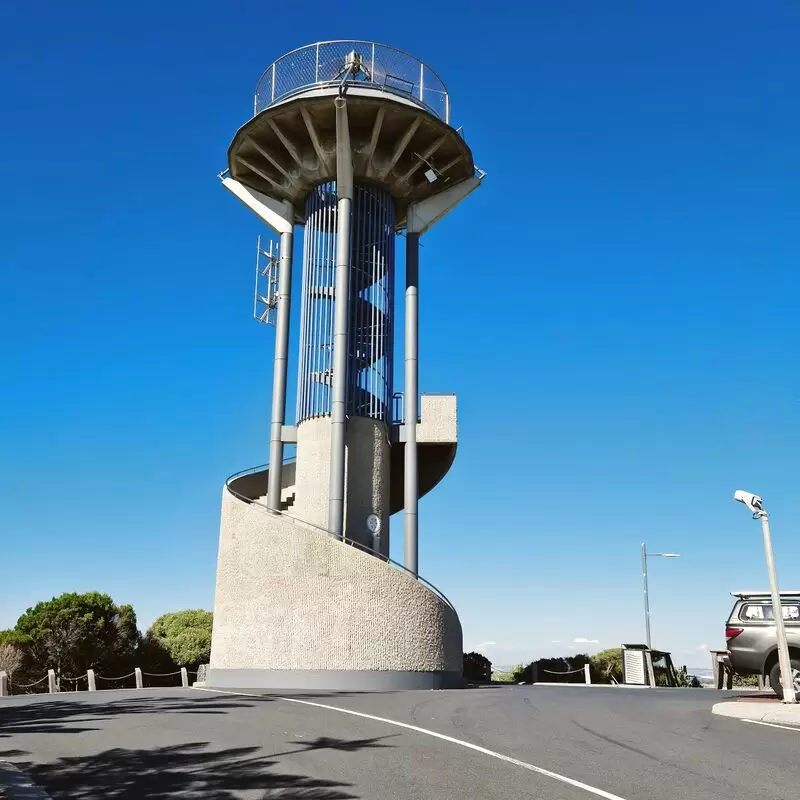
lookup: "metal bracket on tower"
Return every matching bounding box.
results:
[254,235,280,326]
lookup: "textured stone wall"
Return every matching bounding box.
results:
[418,394,458,443]
[209,489,462,673]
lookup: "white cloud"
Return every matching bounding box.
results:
[573,637,600,644]
[476,641,496,649]
[695,644,709,651]
[551,640,561,644]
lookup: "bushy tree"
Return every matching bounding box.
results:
[0,643,23,679]
[463,651,492,682]
[144,610,213,670]
[591,648,623,683]
[14,592,139,680]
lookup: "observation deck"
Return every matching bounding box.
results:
[226,40,475,225]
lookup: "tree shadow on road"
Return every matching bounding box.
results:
[28,738,392,799]
[0,695,256,738]
[0,690,383,738]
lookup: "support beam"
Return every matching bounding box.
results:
[365,106,385,167]
[249,138,298,185]
[300,106,330,170]
[404,231,420,576]
[266,219,294,511]
[376,117,422,179]
[220,177,293,234]
[234,156,282,190]
[398,133,449,183]
[268,119,304,168]
[406,175,483,236]
[328,97,353,539]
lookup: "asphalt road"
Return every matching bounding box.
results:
[1,685,798,799]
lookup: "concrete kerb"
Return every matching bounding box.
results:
[712,699,800,726]
[532,682,648,689]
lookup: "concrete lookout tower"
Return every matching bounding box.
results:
[208,41,483,690]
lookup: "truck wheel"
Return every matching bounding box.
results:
[768,658,800,700]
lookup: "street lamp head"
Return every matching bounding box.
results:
[734,489,766,517]
[653,553,680,558]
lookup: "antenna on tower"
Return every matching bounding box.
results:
[253,234,280,326]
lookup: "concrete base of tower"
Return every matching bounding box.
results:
[208,487,463,690]
[205,668,463,691]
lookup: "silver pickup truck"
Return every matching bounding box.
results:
[726,590,800,699]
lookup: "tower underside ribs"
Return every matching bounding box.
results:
[297,181,395,423]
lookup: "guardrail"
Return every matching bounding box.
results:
[254,40,450,123]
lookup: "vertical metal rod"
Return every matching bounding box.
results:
[315,43,320,83]
[271,63,276,103]
[761,513,797,702]
[404,231,420,576]
[419,63,424,103]
[328,98,353,539]
[327,184,335,415]
[371,43,375,84]
[267,220,294,511]
[642,542,651,650]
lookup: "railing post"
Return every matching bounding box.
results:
[48,669,57,694]
[135,667,143,690]
[0,671,8,697]
[584,664,591,685]
[271,63,276,104]
[87,669,96,691]
[180,667,189,688]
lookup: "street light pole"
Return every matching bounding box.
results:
[641,543,680,651]
[760,510,796,704]
[642,542,651,650]
[733,490,796,704]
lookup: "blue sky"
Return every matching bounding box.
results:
[1,2,798,668]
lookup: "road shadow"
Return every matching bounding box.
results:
[28,740,364,799]
[0,695,258,738]
[0,689,390,738]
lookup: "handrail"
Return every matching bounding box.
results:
[254,40,449,96]
[253,41,451,123]
[225,461,457,613]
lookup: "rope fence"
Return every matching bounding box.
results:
[11,674,50,689]
[533,663,594,685]
[541,668,586,675]
[0,664,197,697]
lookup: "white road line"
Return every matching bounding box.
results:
[742,719,800,732]
[196,688,628,800]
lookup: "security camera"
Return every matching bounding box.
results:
[734,490,765,515]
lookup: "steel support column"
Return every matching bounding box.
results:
[266,224,294,511]
[328,98,353,538]
[404,231,420,576]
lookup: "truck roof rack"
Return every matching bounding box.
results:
[731,590,800,598]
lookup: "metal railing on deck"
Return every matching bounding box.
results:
[254,41,451,123]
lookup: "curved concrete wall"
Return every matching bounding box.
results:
[208,488,462,690]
